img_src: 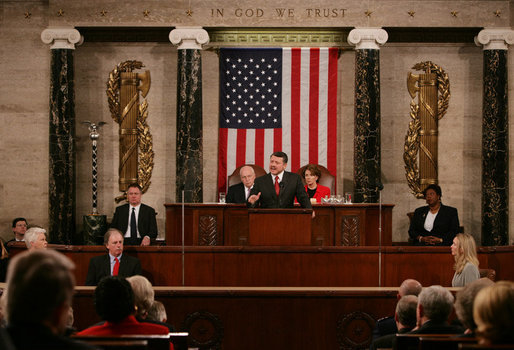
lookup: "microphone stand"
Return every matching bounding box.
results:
[376,184,383,287]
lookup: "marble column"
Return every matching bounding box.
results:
[41,28,82,244]
[475,29,514,246]
[170,27,209,203]
[347,28,388,203]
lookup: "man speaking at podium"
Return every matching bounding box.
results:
[248,151,312,210]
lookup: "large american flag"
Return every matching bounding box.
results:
[218,47,338,193]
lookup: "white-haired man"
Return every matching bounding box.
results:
[227,165,256,203]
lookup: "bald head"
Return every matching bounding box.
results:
[399,279,423,298]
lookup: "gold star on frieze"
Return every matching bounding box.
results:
[364,10,373,17]
[57,9,64,17]
[100,10,107,17]
[494,10,501,17]
[186,9,193,17]
[24,11,31,19]
[450,11,458,17]
[407,10,415,17]
[143,9,150,17]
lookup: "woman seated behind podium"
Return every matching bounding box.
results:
[451,233,480,287]
[301,164,331,204]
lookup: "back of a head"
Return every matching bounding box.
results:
[5,249,75,325]
[473,280,514,344]
[126,275,154,319]
[147,300,167,323]
[94,276,135,323]
[418,285,454,323]
[455,277,494,331]
[396,295,418,329]
[399,279,423,297]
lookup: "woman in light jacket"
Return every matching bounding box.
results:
[451,233,480,287]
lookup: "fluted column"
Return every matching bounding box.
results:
[475,28,514,246]
[348,28,388,203]
[170,27,209,203]
[41,28,82,243]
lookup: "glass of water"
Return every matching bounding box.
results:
[219,192,226,203]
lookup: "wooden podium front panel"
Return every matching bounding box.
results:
[311,206,334,245]
[224,208,249,245]
[248,209,312,245]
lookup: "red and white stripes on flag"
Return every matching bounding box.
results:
[218,47,338,193]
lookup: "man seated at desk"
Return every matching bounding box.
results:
[227,165,255,204]
[248,151,312,211]
[408,184,459,246]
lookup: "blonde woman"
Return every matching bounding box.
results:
[451,233,480,287]
[473,281,514,345]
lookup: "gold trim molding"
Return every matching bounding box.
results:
[208,28,348,46]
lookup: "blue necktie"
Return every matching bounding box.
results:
[130,208,137,239]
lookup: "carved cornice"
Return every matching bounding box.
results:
[208,28,347,46]
[169,27,209,49]
[475,28,514,50]
[347,28,388,50]
[41,27,82,49]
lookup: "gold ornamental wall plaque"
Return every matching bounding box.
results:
[107,60,154,202]
[404,61,450,198]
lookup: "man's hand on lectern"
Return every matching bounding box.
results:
[312,211,316,219]
[248,192,261,204]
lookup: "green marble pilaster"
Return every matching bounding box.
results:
[354,49,381,203]
[49,49,76,244]
[482,50,508,246]
[176,49,203,203]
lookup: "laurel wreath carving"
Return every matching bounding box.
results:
[106,60,153,200]
[404,61,450,198]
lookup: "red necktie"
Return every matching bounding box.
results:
[113,257,120,276]
[275,176,280,196]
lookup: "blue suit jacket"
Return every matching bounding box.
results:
[85,254,142,286]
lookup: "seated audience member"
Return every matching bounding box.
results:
[147,300,168,324]
[77,276,173,349]
[300,164,331,203]
[408,285,463,334]
[227,165,256,203]
[4,249,96,349]
[24,227,48,250]
[85,228,142,286]
[371,279,423,342]
[451,233,480,287]
[473,280,514,345]
[371,295,418,350]
[127,275,175,331]
[9,217,27,243]
[408,184,459,246]
[454,278,494,336]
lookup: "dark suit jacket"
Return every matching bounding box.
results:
[249,172,312,209]
[408,320,464,334]
[110,203,158,243]
[85,254,142,286]
[226,182,248,204]
[408,203,459,246]
[371,327,412,350]
[7,323,97,350]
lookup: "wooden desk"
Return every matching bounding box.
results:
[164,203,394,246]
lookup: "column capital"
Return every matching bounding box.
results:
[41,27,82,49]
[169,27,209,50]
[347,28,388,50]
[475,28,514,50]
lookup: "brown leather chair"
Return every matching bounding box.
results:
[227,164,267,187]
[297,164,335,194]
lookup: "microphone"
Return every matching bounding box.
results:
[279,182,285,191]
[376,182,384,191]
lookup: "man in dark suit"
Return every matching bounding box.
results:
[371,295,418,350]
[408,184,460,246]
[85,228,142,286]
[5,249,96,350]
[408,285,463,335]
[110,183,157,246]
[227,165,256,204]
[248,151,312,210]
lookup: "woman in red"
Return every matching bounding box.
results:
[301,164,331,203]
